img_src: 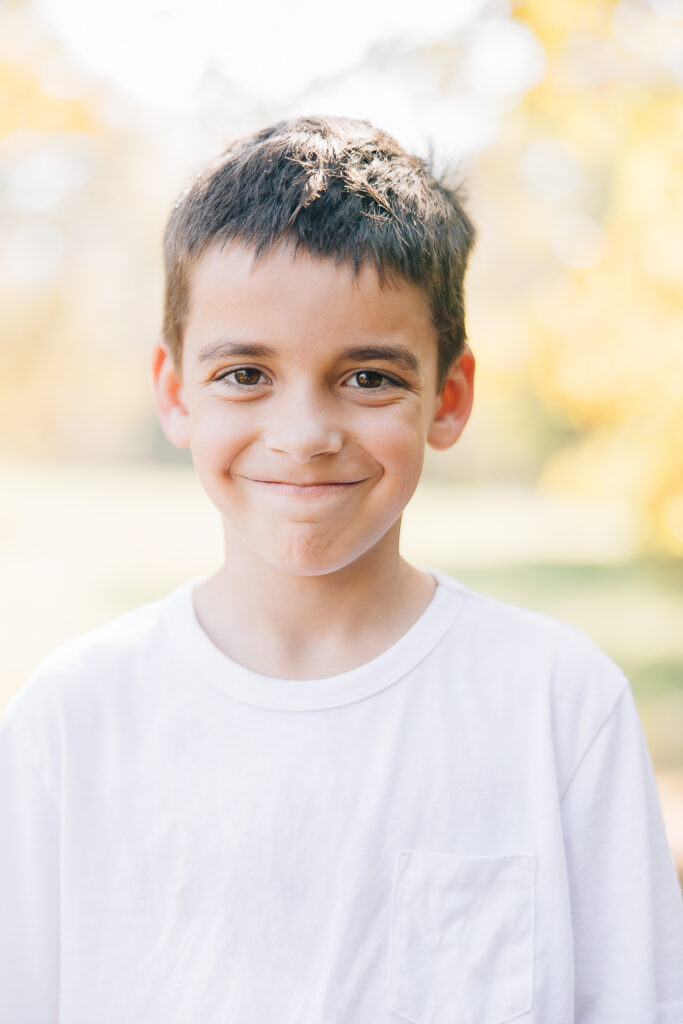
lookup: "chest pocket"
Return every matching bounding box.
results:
[389,851,535,1024]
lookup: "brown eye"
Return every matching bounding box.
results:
[216,366,271,391]
[232,368,262,386]
[354,370,385,389]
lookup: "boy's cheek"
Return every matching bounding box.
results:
[187,407,241,458]
[376,418,429,472]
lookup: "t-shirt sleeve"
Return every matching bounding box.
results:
[561,682,683,1023]
[0,717,60,1023]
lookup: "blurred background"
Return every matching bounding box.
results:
[1,0,682,870]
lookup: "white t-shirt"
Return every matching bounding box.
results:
[1,572,682,1023]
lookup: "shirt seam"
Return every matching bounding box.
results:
[559,679,629,803]
[5,719,60,812]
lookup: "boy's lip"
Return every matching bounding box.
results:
[249,478,364,485]
[242,477,366,495]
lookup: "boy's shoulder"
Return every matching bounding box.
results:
[3,587,182,742]
[438,570,618,662]
[437,570,628,718]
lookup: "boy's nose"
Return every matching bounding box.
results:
[262,393,343,462]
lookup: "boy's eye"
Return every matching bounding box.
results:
[231,368,262,385]
[347,370,398,390]
[218,367,266,387]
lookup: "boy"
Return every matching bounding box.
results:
[1,116,682,1023]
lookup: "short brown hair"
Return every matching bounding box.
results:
[162,115,476,388]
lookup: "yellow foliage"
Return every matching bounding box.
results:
[515,0,617,50]
[506,4,683,554]
[0,58,95,136]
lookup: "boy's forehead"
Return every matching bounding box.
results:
[190,240,377,297]
[184,241,438,358]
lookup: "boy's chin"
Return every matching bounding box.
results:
[260,547,365,579]
[248,532,384,580]
[222,517,401,579]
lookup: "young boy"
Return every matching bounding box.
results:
[1,116,682,1023]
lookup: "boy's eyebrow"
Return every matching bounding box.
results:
[197,340,421,376]
[197,341,276,362]
[340,346,421,376]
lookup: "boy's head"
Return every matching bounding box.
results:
[154,116,476,578]
[162,115,475,390]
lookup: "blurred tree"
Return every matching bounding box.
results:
[0,7,172,460]
[509,0,683,554]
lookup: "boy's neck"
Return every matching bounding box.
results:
[192,525,436,680]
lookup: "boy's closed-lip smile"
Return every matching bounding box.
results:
[243,477,367,498]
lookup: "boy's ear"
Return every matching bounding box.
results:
[151,337,191,449]
[426,345,475,451]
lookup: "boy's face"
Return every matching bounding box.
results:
[154,242,473,578]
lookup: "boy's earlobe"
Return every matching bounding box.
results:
[151,337,191,449]
[426,345,475,451]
